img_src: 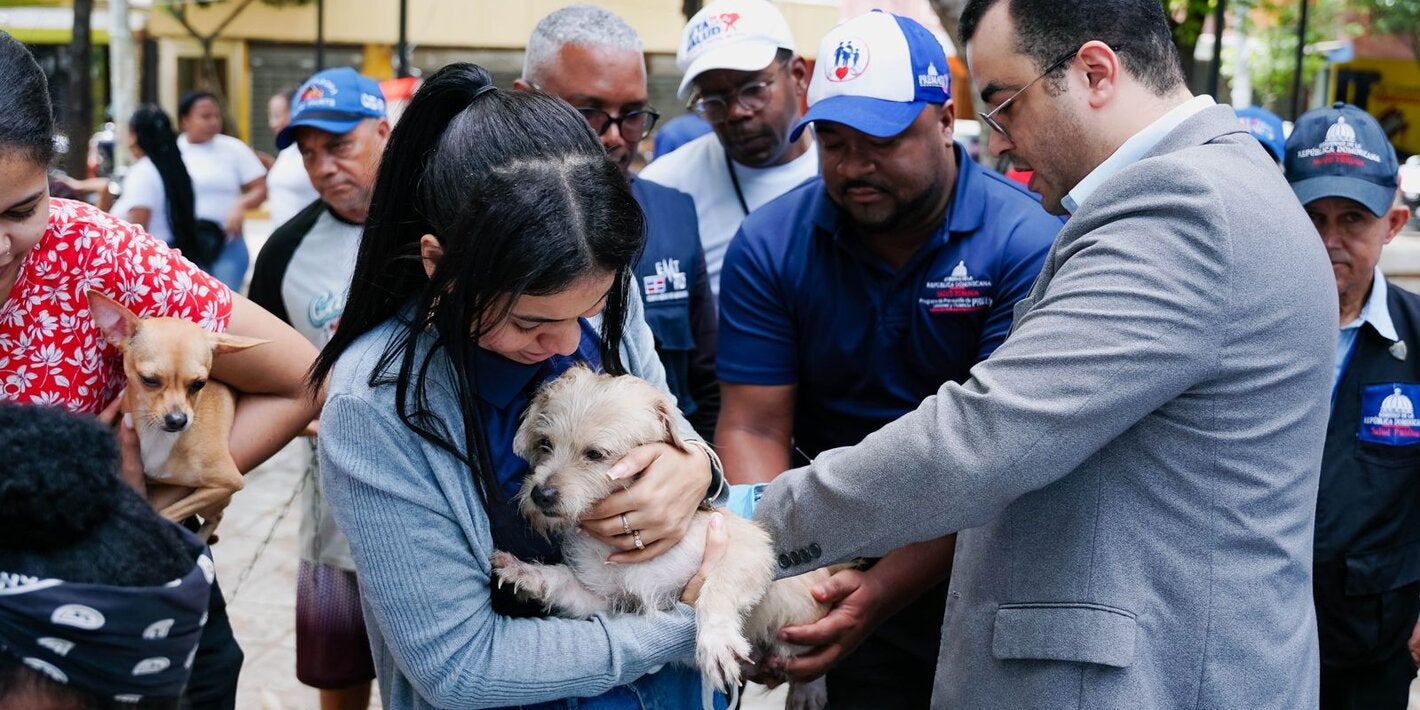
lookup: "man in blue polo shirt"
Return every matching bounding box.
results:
[716,11,1060,707]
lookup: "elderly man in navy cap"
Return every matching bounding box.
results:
[249,66,390,710]
[715,10,1059,706]
[1287,102,1419,710]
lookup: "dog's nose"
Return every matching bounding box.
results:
[530,485,560,510]
[163,412,189,432]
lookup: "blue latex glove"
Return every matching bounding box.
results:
[726,483,765,519]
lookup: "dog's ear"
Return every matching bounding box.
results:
[513,382,554,463]
[207,332,269,355]
[86,290,140,347]
[655,395,691,453]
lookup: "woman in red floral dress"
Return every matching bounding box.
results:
[0,30,319,708]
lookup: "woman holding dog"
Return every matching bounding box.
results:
[0,30,320,709]
[312,62,727,709]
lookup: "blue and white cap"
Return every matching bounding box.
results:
[1285,102,1399,217]
[791,10,951,141]
[275,67,386,149]
[1235,106,1285,163]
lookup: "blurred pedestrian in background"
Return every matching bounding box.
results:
[177,89,268,290]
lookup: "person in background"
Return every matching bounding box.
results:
[639,0,819,295]
[1237,105,1286,165]
[653,113,713,159]
[110,104,197,252]
[250,66,389,710]
[717,12,1058,705]
[516,4,720,439]
[177,89,268,290]
[266,85,321,227]
[0,29,320,709]
[1285,102,1420,710]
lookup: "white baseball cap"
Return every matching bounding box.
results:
[676,0,796,100]
[792,10,952,141]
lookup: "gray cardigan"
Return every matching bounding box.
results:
[755,105,1337,708]
[319,292,701,709]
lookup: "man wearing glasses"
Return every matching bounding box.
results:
[716,11,1058,707]
[516,4,720,439]
[737,0,1336,707]
[640,0,820,295]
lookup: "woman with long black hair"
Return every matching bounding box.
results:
[176,90,266,289]
[314,62,726,709]
[112,104,200,254]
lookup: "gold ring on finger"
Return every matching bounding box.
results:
[620,513,631,535]
[633,530,645,551]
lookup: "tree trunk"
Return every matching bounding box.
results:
[65,0,95,177]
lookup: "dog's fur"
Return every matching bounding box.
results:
[492,366,839,709]
[87,291,265,542]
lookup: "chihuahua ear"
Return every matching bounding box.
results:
[86,290,140,347]
[654,395,691,453]
[207,332,270,355]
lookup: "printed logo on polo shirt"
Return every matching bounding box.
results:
[1360,383,1420,446]
[921,260,992,314]
[686,13,742,53]
[308,291,345,344]
[1295,116,1383,168]
[643,258,689,304]
[827,39,868,82]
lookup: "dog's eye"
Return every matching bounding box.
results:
[189,379,206,393]
[584,449,605,461]
[139,375,160,388]
[536,438,552,453]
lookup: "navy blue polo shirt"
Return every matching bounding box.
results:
[718,144,1061,458]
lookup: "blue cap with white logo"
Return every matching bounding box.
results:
[791,10,951,141]
[1284,102,1399,217]
[275,67,386,150]
[1235,106,1285,163]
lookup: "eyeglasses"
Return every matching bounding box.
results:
[688,74,779,122]
[980,49,1079,142]
[577,108,661,142]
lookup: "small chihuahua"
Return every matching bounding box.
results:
[86,291,265,542]
[493,366,840,710]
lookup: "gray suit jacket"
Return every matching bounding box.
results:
[753,105,1337,709]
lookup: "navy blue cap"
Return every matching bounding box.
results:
[1284,102,1399,217]
[275,67,386,150]
[792,11,951,141]
[1235,106,1285,163]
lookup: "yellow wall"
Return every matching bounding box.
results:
[1331,59,1420,155]
[146,0,839,58]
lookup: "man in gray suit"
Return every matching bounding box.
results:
[746,0,1337,707]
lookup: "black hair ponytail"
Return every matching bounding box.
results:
[311,62,645,512]
[129,104,198,255]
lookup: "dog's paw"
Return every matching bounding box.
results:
[490,551,549,602]
[787,677,828,710]
[695,625,752,692]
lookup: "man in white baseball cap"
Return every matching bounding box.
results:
[717,9,1059,707]
[639,0,819,295]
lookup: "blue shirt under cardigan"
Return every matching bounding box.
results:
[319,295,712,710]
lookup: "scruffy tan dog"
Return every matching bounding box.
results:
[493,366,838,709]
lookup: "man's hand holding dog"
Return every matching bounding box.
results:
[580,442,712,563]
[758,567,889,685]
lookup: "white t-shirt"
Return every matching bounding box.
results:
[639,131,819,295]
[111,157,171,245]
[265,144,319,228]
[177,133,267,227]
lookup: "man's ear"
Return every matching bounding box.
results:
[939,100,957,146]
[789,56,811,97]
[512,78,534,93]
[419,234,444,278]
[1385,204,1410,244]
[1077,40,1120,108]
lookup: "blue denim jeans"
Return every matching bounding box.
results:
[209,235,250,292]
[520,664,725,710]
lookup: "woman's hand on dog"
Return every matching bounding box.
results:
[98,394,146,496]
[680,511,728,605]
[579,442,712,563]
